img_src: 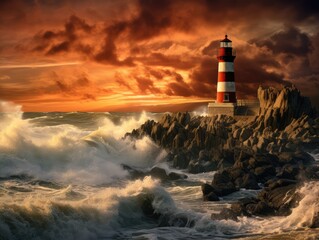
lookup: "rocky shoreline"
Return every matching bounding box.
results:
[125,86,319,224]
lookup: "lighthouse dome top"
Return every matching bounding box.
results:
[220,35,232,48]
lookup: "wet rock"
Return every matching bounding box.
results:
[230,197,259,217]
[203,192,219,201]
[122,164,145,179]
[122,85,318,220]
[211,208,239,221]
[149,167,187,181]
[276,164,300,180]
[254,165,276,182]
[241,173,260,190]
[257,180,300,215]
[245,201,273,216]
[201,183,215,196]
[211,171,237,196]
[240,128,253,141]
[168,172,188,180]
[173,152,190,169]
[265,178,297,190]
[188,160,202,173]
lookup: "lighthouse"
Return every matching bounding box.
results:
[216,35,236,103]
[207,35,237,116]
[208,35,260,116]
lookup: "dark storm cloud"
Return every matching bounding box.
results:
[49,71,111,100]
[94,22,135,66]
[188,57,217,97]
[139,53,196,70]
[202,40,220,56]
[126,0,173,41]
[253,27,313,56]
[32,15,94,56]
[165,82,193,97]
[116,78,133,90]
[19,0,319,67]
[202,0,319,25]
[94,0,177,65]
[135,77,161,94]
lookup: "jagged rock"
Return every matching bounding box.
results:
[265,178,297,190]
[211,171,238,196]
[124,165,188,181]
[233,127,242,139]
[204,192,220,201]
[245,201,273,216]
[201,183,215,195]
[188,160,202,173]
[257,182,300,215]
[168,172,188,180]
[201,183,220,201]
[276,164,300,180]
[122,164,145,179]
[151,124,164,143]
[173,152,190,169]
[241,173,260,189]
[211,208,239,221]
[240,128,253,141]
[257,85,316,130]
[123,86,318,212]
[254,165,276,182]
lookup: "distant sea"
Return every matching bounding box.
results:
[0,109,318,239]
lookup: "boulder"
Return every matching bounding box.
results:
[201,183,215,196]
[211,208,239,221]
[241,173,260,190]
[257,180,300,215]
[173,152,190,169]
[203,192,219,201]
[149,167,187,181]
[254,165,276,182]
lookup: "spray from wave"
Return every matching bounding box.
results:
[0,177,168,240]
[0,101,166,184]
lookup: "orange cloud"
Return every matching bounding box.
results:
[0,0,319,111]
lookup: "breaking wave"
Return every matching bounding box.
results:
[0,101,166,184]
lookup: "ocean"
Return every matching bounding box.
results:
[0,103,319,240]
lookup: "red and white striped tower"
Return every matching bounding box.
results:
[216,35,236,103]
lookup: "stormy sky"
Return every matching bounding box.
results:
[0,0,318,111]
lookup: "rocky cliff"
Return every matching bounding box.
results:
[125,85,319,220]
[255,85,316,130]
[126,86,318,172]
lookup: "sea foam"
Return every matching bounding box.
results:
[0,101,166,184]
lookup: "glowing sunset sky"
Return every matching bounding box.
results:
[0,0,318,111]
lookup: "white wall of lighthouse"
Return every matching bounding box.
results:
[216,35,237,104]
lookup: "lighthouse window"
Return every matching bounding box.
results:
[224,94,230,102]
[220,42,232,48]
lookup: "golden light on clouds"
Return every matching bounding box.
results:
[0,0,318,111]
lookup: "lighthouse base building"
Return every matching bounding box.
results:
[208,101,260,117]
[208,35,259,117]
[208,102,236,116]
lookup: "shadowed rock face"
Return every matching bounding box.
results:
[257,85,316,131]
